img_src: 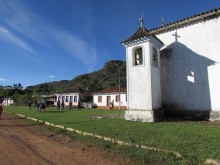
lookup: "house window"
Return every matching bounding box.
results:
[152,47,158,67]
[70,96,73,102]
[65,96,69,102]
[134,47,143,66]
[115,95,120,102]
[74,96,77,102]
[98,96,102,103]
[62,96,65,101]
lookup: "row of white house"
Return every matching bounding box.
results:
[2,98,14,106]
[1,86,126,109]
[55,86,127,109]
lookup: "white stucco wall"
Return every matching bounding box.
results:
[56,93,79,106]
[93,93,127,108]
[157,17,220,111]
[126,42,152,110]
[126,38,162,111]
[150,43,162,109]
[3,98,14,106]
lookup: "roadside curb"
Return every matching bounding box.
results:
[5,111,182,159]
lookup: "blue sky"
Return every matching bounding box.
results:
[0,0,220,88]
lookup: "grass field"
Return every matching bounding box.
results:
[4,106,220,164]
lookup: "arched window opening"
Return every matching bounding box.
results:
[134,47,143,66]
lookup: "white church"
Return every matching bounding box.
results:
[122,7,220,122]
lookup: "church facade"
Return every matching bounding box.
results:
[122,7,220,122]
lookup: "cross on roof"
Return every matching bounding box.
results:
[161,16,164,26]
[139,15,144,27]
[172,30,180,42]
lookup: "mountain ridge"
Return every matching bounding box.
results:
[26,60,126,95]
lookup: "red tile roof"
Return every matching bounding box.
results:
[121,27,150,44]
[93,86,126,94]
[121,27,164,46]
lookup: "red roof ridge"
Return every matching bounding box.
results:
[93,86,126,94]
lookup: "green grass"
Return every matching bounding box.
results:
[4,106,220,164]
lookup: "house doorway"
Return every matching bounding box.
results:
[106,96,111,106]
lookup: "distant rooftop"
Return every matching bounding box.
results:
[93,86,126,94]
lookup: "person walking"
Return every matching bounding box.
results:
[69,101,72,110]
[0,99,4,119]
[57,100,60,110]
[61,100,65,110]
[110,100,114,110]
[78,100,81,110]
[28,99,32,110]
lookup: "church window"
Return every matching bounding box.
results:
[133,47,143,66]
[152,47,158,67]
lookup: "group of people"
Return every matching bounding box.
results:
[57,100,81,110]
[27,100,46,112]
[27,99,82,111]
[56,100,65,110]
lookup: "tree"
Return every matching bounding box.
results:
[18,83,23,90]
[13,83,23,90]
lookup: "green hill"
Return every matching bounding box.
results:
[26,60,126,94]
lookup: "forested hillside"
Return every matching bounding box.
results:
[0,60,126,104]
[26,60,126,94]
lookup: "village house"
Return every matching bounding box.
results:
[122,7,220,122]
[93,86,127,109]
[2,98,14,106]
[56,92,80,107]
[55,92,92,108]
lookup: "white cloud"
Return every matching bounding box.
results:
[0,77,7,81]
[52,29,97,66]
[0,26,36,54]
[48,75,55,79]
[0,27,8,33]
[0,0,97,67]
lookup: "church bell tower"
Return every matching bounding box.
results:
[121,17,164,122]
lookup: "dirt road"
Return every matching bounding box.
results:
[0,113,133,165]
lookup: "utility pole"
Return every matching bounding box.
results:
[118,68,121,110]
[114,61,121,110]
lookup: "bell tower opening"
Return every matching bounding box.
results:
[134,47,143,66]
